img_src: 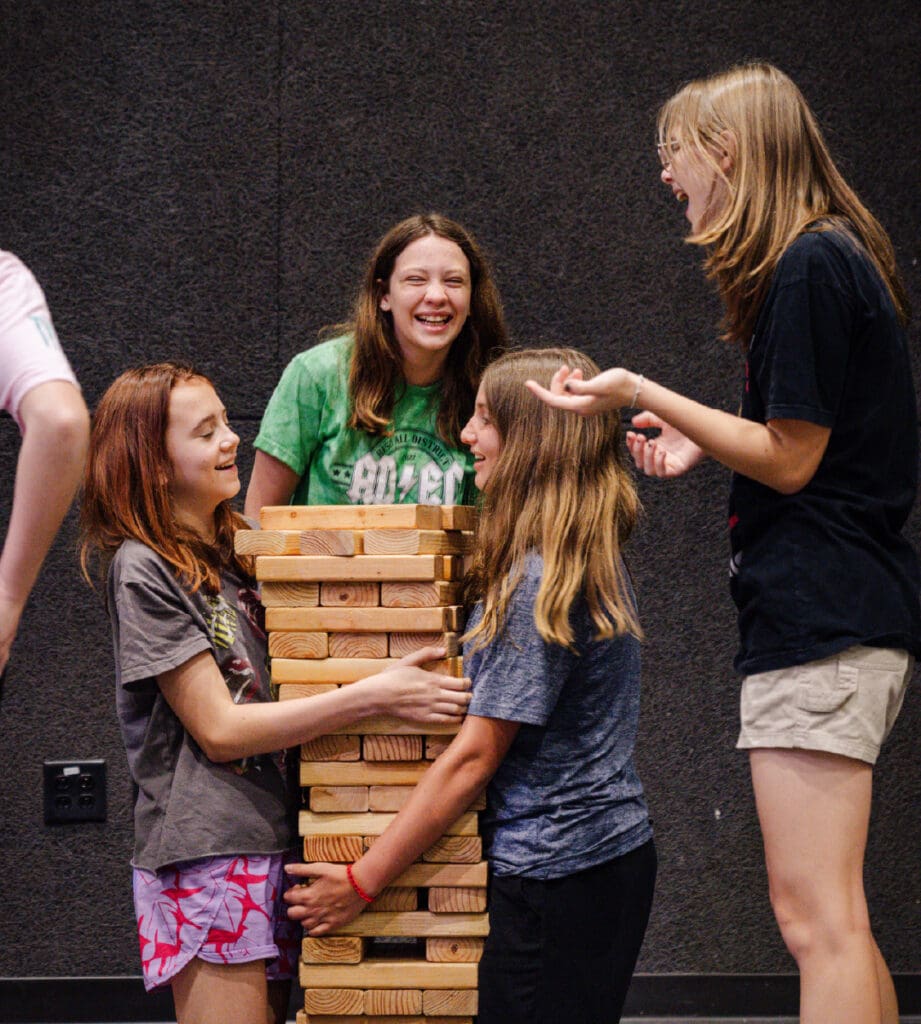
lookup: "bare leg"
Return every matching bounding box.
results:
[171,958,271,1024]
[874,939,899,1024]
[749,749,886,1024]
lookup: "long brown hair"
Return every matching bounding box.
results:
[658,62,910,343]
[79,363,252,594]
[464,348,641,652]
[338,213,508,444]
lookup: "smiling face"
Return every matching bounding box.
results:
[660,139,731,234]
[379,233,472,385]
[460,383,503,490]
[165,379,240,538]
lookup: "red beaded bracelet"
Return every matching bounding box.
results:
[346,862,374,904]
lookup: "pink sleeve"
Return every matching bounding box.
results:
[0,250,79,431]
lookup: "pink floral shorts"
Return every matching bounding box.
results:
[132,852,301,991]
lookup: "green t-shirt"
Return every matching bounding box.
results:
[254,335,476,506]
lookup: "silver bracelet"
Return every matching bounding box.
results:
[631,374,645,407]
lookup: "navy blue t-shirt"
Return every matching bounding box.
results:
[729,225,921,674]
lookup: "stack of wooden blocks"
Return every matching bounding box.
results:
[235,504,485,1024]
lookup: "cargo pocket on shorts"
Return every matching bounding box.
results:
[795,661,858,714]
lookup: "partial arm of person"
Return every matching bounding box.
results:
[283,713,519,934]
[244,450,301,517]
[158,645,471,763]
[526,365,830,494]
[0,380,90,672]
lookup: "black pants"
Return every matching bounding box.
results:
[477,838,657,1024]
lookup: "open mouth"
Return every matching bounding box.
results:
[416,314,452,326]
[216,460,237,471]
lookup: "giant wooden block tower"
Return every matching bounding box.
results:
[236,504,484,1024]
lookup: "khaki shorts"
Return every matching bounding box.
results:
[736,645,913,765]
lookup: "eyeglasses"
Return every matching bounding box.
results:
[656,140,680,168]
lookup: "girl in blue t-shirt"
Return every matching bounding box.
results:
[284,348,656,1024]
[529,63,917,1024]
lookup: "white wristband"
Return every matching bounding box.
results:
[631,374,645,407]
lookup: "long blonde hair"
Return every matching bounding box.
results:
[464,348,641,652]
[658,61,909,343]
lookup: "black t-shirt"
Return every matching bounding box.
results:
[729,225,921,674]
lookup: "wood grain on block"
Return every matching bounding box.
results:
[300,761,428,787]
[298,529,363,555]
[300,735,361,761]
[389,631,459,658]
[299,958,477,989]
[363,735,423,761]
[440,505,478,531]
[303,988,364,1015]
[301,936,365,964]
[364,989,422,1015]
[278,683,337,702]
[328,716,461,736]
[301,1017,472,1024]
[380,581,463,608]
[302,835,365,862]
[391,862,488,888]
[426,937,485,963]
[328,631,388,658]
[424,735,453,759]
[261,504,443,531]
[260,581,319,606]
[299,810,477,837]
[423,836,482,863]
[233,530,302,555]
[368,785,414,811]
[336,911,488,938]
[424,988,479,1014]
[370,887,418,911]
[256,554,460,583]
[428,887,487,913]
[362,529,473,555]
[272,657,399,684]
[267,631,328,659]
[265,606,460,632]
[308,786,370,812]
[320,582,380,606]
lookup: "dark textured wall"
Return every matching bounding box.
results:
[1,0,919,984]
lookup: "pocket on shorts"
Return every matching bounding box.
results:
[795,661,857,714]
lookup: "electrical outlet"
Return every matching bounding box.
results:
[43,759,107,824]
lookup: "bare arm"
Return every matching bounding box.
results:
[284,714,519,934]
[244,450,301,517]
[158,645,471,763]
[0,380,90,672]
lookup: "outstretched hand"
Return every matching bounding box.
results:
[626,412,706,478]
[525,365,637,416]
[355,645,472,723]
[284,862,366,935]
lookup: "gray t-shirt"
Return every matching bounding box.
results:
[109,540,292,872]
[466,553,652,879]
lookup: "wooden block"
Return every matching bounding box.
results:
[302,835,365,861]
[328,716,461,736]
[428,887,487,913]
[424,989,479,1015]
[301,735,361,761]
[371,887,418,911]
[380,581,463,607]
[321,582,381,606]
[309,786,370,812]
[259,581,319,606]
[265,606,461,632]
[368,785,414,811]
[299,811,478,837]
[391,862,488,888]
[298,529,363,555]
[424,735,453,759]
[335,911,488,938]
[268,631,328,659]
[256,554,460,583]
[303,1017,471,1024]
[423,837,482,863]
[303,987,364,1014]
[279,683,338,702]
[273,657,463,685]
[363,735,423,762]
[300,761,428,787]
[233,529,302,555]
[363,529,473,555]
[328,632,388,658]
[426,937,484,963]
[299,958,477,989]
[389,631,459,658]
[441,505,477,530]
[364,989,422,1015]
[261,504,443,531]
[301,936,365,964]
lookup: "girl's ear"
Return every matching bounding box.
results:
[376,277,391,312]
[718,130,736,174]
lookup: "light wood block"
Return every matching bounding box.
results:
[381,581,464,607]
[309,786,370,812]
[371,887,418,911]
[329,716,462,736]
[273,657,463,685]
[279,683,338,702]
[302,835,365,861]
[321,582,380,606]
[424,989,479,1015]
[364,989,422,1015]
[299,811,477,837]
[363,529,473,555]
[260,581,319,606]
[389,631,459,658]
[298,529,363,555]
[265,606,462,632]
[268,631,328,659]
[422,837,482,863]
[368,785,414,811]
[428,887,487,913]
[328,632,388,658]
[300,762,429,787]
[426,937,484,963]
[302,1017,471,1024]
[335,911,488,938]
[301,936,365,964]
[233,529,302,555]
[301,735,361,761]
[303,987,364,1014]
[391,862,488,888]
[363,735,424,762]
[424,735,453,759]
[299,959,477,989]
[441,506,477,531]
[256,554,461,583]
[261,504,443,531]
